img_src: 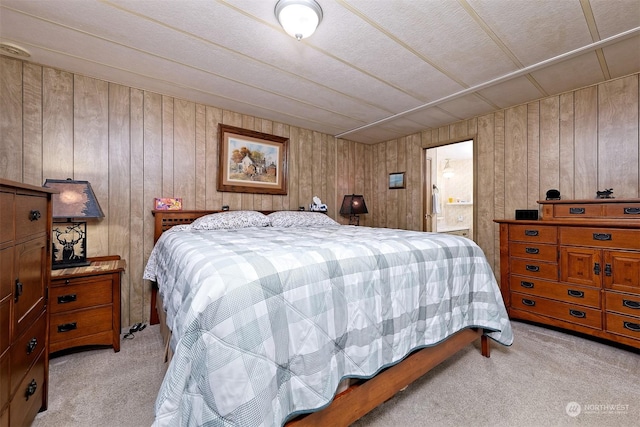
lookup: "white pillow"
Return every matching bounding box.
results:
[268,211,339,228]
[191,211,271,230]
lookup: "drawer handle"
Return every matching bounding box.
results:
[569,207,585,214]
[525,265,540,272]
[57,294,77,304]
[524,230,539,237]
[604,263,612,277]
[569,309,586,318]
[57,322,77,333]
[29,210,41,221]
[26,338,38,355]
[525,247,539,254]
[522,299,536,307]
[593,233,611,241]
[623,322,640,332]
[567,289,584,298]
[622,299,640,309]
[15,279,23,302]
[594,262,600,275]
[623,207,640,215]
[520,281,534,289]
[25,379,37,401]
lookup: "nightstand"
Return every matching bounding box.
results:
[49,256,125,354]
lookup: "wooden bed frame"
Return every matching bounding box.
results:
[149,209,491,426]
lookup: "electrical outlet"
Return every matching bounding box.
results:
[457,215,464,222]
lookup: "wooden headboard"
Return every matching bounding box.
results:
[152,209,276,242]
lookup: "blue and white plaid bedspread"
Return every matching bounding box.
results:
[144,225,513,426]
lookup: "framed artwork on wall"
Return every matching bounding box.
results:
[389,172,405,189]
[217,124,289,195]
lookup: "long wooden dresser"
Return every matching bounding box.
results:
[496,199,640,350]
[1,179,54,426]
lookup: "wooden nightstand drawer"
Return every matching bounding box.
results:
[50,278,113,313]
[605,292,640,317]
[509,242,557,262]
[10,312,46,396]
[511,292,602,329]
[604,203,640,218]
[509,224,557,244]
[50,306,113,345]
[15,193,48,241]
[605,312,640,341]
[10,350,45,427]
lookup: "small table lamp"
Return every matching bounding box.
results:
[340,194,368,226]
[43,178,104,269]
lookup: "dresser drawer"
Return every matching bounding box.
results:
[50,306,113,344]
[553,204,603,218]
[510,242,557,262]
[510,258,558,281]
[559,227,640,250]
[509,224,557,244]
[605,312,640,342]
[0,298,10,355]
[604,203,640,218]
[0,353,8,415]
[15,193,48,241]
[511,292,602,329]
[0,247,12,301]
[10,311,46,397]
[50,277,113,314]
[0,191,14,245]
[605,292,640,317]
[510,276,600,308]
[9,350,45,427]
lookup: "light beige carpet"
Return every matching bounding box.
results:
[33,321,639,426]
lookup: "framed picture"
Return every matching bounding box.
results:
[217,124,289,195]
[51,221,89,269]
[389,172,405,189]
[154,197,182,210]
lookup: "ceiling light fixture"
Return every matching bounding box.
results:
[443,159,454,178]
[275,0,323,41]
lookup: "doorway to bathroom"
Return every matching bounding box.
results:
[424,140,474,239]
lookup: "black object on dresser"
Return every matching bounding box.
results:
[1,179,55,427]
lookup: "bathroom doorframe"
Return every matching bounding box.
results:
[422,138,477,240]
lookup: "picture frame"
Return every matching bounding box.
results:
[154,197,183,210]
[389,172,405,189]
[217,124,289,195]
[51,221,89,269]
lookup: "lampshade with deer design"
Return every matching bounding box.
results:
[43,178,104,269]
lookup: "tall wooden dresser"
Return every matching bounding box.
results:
[496,199,640,350]
[1,179,54,426]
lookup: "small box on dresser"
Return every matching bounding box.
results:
[49,257,125,354]
[496,198,640,350]
[0,179,55,427]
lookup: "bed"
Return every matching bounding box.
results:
[144,210,513,426]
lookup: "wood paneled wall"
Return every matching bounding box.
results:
[2,54,639,323]
[0,56,363,325]
[368,74,640,274]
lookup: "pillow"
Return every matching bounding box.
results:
[191,211,271,230]
[268,211,339,228]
